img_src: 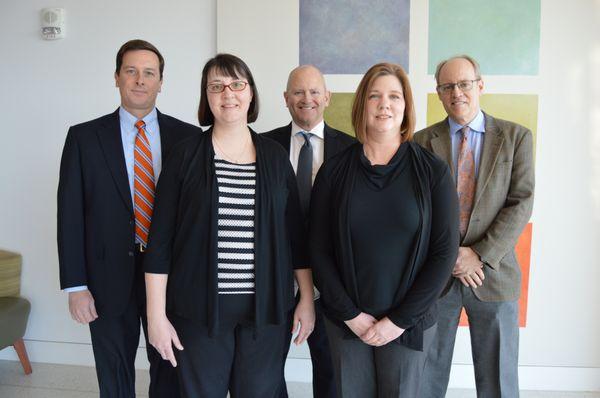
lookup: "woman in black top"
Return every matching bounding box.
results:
[310,62,459,397]
[144,54,315,398]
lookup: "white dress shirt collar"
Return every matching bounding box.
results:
[290,120,325,140]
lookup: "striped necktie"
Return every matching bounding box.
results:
[456,126,476,239]
[134,120,155,249]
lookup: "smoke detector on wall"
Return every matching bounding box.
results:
[41,8,66,40]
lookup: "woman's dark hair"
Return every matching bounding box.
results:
[198,54,260,126]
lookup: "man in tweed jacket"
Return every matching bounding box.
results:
[414,55,535,398]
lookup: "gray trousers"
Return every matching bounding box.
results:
[421,279,520,398]
[324,317,436,398]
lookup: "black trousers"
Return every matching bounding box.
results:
[171,307,290,398]
[89,250,179,398]
[279,298,337,398]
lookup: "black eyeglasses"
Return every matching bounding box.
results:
[436,79,480,94]
[207,81,249,93]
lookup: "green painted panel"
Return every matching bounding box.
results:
[428,0,540,75]
[324,93,356,137]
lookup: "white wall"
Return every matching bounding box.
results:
[1,0,600,392]
[0,0,215,368]
[217,0,600,391]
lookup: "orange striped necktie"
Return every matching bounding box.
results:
[134,120,155,249]
[456,126,475,239]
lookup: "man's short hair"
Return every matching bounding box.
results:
[434,55,482,85]
[197,53,260,126]
[351,62,416,143]
[115,39,165,79]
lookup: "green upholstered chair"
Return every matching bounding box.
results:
[0,249,32,374]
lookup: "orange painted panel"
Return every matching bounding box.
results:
[459,223,533,327]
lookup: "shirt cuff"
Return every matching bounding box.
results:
[64,285,88,293]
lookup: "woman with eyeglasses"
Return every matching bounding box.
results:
[309,62,459,397]
[144,54,315,398]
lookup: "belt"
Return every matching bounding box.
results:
[135,243,146,253]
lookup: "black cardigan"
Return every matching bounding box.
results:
[144,128,307,335]
[309,142,459,350]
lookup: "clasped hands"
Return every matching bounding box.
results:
[453,246,485,288]
[345,313,405,347]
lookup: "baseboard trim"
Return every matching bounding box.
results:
[2,340,598,391]
[0,339,151,369]
[445,363,600,391]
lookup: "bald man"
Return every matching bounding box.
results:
[264,65,355,398]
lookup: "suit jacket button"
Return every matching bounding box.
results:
[128,251,134,257]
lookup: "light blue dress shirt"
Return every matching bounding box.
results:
[449,109,485,179]
[64,107,162,293]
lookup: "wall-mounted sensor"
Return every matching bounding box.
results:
[41,8,66,40]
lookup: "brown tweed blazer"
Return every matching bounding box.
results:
[413,112,535,302]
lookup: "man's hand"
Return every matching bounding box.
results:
[292,297,316,345]
[362,317,405,347]
[148,315,184,368]
[344,312,377,338]
[453,246,485,288]
[68,290,98,324]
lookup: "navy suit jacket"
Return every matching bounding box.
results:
[57,108,202,316]
[262,122,355,161]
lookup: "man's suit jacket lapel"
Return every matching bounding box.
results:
[96,109,133,214]
[428,119,455,177]
[275,122,341,158]
[473,113,504,209]
[157,109,175,161]
[274,123,293,154]
[323,123,342,160]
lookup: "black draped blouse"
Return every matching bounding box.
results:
[309,141,459,350]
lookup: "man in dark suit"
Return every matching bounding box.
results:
[264,65,355,398]
[414,55,535,397]
[57,39,201,397]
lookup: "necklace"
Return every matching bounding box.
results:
[212,131,251,164]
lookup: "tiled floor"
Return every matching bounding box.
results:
[1,360,599,397]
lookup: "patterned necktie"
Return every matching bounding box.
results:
[296,131,313,217]
[456,126,475,239]
[134,120,155,249]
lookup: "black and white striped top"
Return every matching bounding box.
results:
[215,156,256,295]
